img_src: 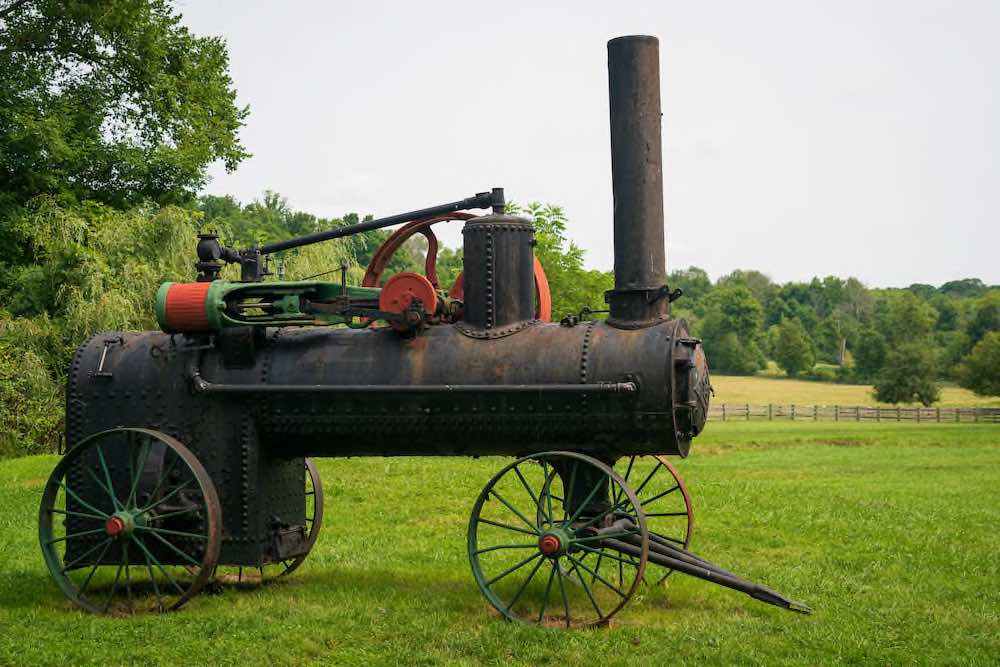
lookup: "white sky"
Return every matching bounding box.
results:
[179,0,999,288]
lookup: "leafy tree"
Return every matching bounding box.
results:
[700,286,765,375]
[873,343,940,406]
[507,202,613,318]
[853,327,887,381]
[667,266,712,306]
[717,269,776,304]
[956,331,1000,397]
[939,278,987,298]
[771,318,815,376]
[967,290,1000,344]
[876,291,937,346]
[0,0,249,216]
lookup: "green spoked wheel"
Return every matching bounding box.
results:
[468,451,649,627]
[612,455,693,585]
[39,428,221,614]
[209,458,324,586]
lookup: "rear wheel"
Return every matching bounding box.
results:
[39,428,221,614]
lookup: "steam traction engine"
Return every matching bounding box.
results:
[39,36,810,624]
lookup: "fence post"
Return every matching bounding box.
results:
[876,407,881,423]
[936,407,940,423]
[722,404,726,421]
[769,404,773,421]
[746,403,750,421]
[975,409,979,423]
[855,406,860,422]
[814,405,818,421]
[897,406,901,422]
[835,405,839,422]
[791,404,796,421]
[916,407,921,423]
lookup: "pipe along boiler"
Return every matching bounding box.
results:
[40,35,810,624]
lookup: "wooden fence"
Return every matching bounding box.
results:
[707,404,1000,423]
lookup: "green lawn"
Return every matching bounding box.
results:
[1,422,998,666]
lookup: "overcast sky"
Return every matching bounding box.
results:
[179,0,998,288]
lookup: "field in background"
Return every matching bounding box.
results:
[711,374,1000,407]
[1,422,997,665]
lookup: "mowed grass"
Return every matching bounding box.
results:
[1,422,998,666]
[711,374,1000,407]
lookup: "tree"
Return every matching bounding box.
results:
[853,327,887,381]
[0,0,249,215]
[700,286,766,375]
[667,266,712,306]
[876,291,937,346]
[873,343,940,406]
[957,331,1000,397]
[967,290,1000,345]
[771,318,815,376]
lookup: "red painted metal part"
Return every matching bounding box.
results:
[104,516,125,538]
[378,272,439,331]
[538,534,561,556]
[362,213,476,288]
[163,282,211,332]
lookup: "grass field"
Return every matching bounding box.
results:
[711,374,1000,407]
[1,422,998,666]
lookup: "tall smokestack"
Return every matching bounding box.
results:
[605,35,669,328]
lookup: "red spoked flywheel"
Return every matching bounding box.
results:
[362,214,552,322]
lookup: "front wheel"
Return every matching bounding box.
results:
[468,451,648,627]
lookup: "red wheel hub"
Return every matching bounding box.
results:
[104,515,126,539]
[538,534,562,556]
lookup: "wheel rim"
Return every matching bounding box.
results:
[38,428,221,614]
[612,455,693,585]
[210,458,323,586]
[468,451,648,627]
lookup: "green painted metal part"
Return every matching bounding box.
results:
[155,280,382,332]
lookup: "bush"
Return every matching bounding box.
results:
[957,331,1000,397]
[873,343,940,405]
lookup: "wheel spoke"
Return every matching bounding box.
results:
[143,528,200,566]
[556,559,571,627]
[148,507,198,522]
[138,479,194,514]
[566,474,607,525]
[488,490,539,534]
[138,526,207,541]
[537,560,557,623]
[48,507,106,521]
[474,543,536,555]
[476,517,538,537]
[485,552,541,588]
[139,543,165,611]
[60,537,113,572]
[83,466,120,512]
[505,555,545,614]
[571,531,634,544]
[641,485,680,507]
[574,542,641,568]
[77,539,114,597]
[127,439,152,509]
[146,454,180,504]
[568,558,603,618]
[45,527,108,544]
[645,510,687,517]
[131,534,185,595]
[123,542,134,613]
[632,460,664,497]
[56,480,109,519]
[564,461,578,522]
[567,554,627,599]
[541,461,554,522]
[513,465,547,524]
[96,445,123,512]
